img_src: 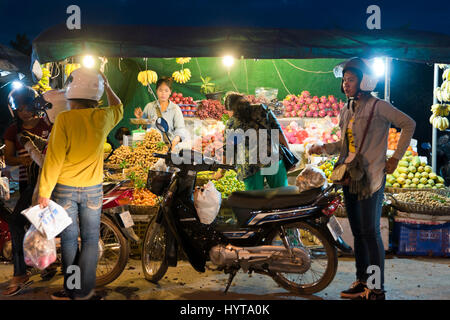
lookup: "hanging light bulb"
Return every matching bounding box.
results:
[372,57,385,77]
[82,55,96,68]
[223,55,235,68]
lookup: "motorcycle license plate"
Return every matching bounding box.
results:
[119,211,134,228]
[327,215,344,241]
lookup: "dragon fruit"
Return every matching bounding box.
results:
[333,110,340,117]
[325,102,331,109]
[320,96,327,104]
[309,103,318,111]
[297,110,304,117]
[318,103,325,111]
[306,111,314,117]
[302,104,308,112]
[331,103,339,111]
[285,105,292,112]
[305,97,313,105]
[312,96,319,103]
[319,110,326,117]
[301,91,310,98]
[327,110,334,117]
[339,101,345,109]
[313,111,319,118]
[328,95,337,104]
[299,110,306,117]
[298,97,305,104]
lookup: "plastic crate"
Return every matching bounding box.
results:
[130,215,152,256]
[393,217,450,257]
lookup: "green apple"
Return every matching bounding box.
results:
[419,177,428,184]
[408,166,417,173]
[421,172,429,179]
[403,184,410,188]
[397,177,406,185]
[437,176,445,184]
[418,184,425,189]
[393,183,401,188]
[429,172,437,180]
[420,161,427,167]
[405,179,412,185]
[409,183,417,188]
[417,166,424,173]
[425,166,432,173]
[427,179,435,186]
[415,172,422,179]
[408,173,415,179]
[400,173,408,179]
[412,178,420,185]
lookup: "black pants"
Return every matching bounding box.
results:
[9,184,33,276]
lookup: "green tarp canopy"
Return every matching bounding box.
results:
[32,24,450,64]
[31,24,450,145]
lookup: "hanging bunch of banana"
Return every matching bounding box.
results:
[65,63,81,77]
[137,70,158,86]
[32,67,52,93]
[176,57,191,65]
[172,68,191,84]
[430,67,450,131]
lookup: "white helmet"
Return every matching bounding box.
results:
[64,68,104,101]
[43,89,69,123]
[334,57,378,93]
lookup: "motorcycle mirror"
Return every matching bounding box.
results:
[421,142,431,150]
[156,117,169,133]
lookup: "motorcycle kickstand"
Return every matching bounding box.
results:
[223,269,238,294]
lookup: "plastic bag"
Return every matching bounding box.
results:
[0,177,10,201]
[23,225,57,270]
[296,165,328,193]
[193,181,222,224]
[21,200,73,240]
[150,158,168,172]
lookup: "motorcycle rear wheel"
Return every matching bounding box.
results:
[266,221,338,295]
[141,215,168,283]
[95,215,130,287]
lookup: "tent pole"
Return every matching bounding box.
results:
[432,64,439,171]
[384,57,391,102]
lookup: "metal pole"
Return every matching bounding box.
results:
[432,64,439,171]
[384,57,391,102]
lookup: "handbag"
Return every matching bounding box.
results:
[331,99,378,186]
[260,104,299,171]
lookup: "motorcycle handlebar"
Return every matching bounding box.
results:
[152,152,235,171]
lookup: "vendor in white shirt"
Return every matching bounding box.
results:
[134,77,186,151]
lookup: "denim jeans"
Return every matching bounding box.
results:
[52,183,103,299]
[343,178,386,291]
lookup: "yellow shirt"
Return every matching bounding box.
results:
[347,117,356,153]
[39,104,123,198]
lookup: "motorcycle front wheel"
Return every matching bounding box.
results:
[141,215,168,283]
[266,221,338,295]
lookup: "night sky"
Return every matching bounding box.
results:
[1,0,450,45]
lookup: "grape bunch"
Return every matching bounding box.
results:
[196,99,228,120]
[212,170,246,198]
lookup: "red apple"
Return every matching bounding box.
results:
[172,93,178,98]
[178,93,183,98]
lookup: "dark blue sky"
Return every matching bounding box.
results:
[1,0,449,46]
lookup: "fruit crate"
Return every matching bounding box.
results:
[386,189,450,216]
[130,215,152,257]
[393,217,450,257]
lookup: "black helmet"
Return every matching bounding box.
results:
[8,86,38,111]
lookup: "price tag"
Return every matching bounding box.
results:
[119,211,134,228]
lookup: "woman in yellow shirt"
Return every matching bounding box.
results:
[38,68,123,300]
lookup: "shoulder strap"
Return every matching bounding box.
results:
[358,98,378,154]
[154,102,163,118]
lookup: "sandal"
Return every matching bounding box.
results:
[2,276,34,297]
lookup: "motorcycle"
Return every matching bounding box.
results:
[141,118,352,295]
[0,173,138,287]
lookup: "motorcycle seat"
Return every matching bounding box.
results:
[228,187,323,210]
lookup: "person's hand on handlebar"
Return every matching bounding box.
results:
[308,144,326,155]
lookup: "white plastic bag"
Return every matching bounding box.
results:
[21,200,73,240]
[0,177,10,201]
[193,181,222,224]
[23,225,57,270]
[296,165,328,193]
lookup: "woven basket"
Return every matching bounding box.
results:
[104,163,123,170]
[385,186,449,194]
[386,189,450,216]
[128,205,159,216]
